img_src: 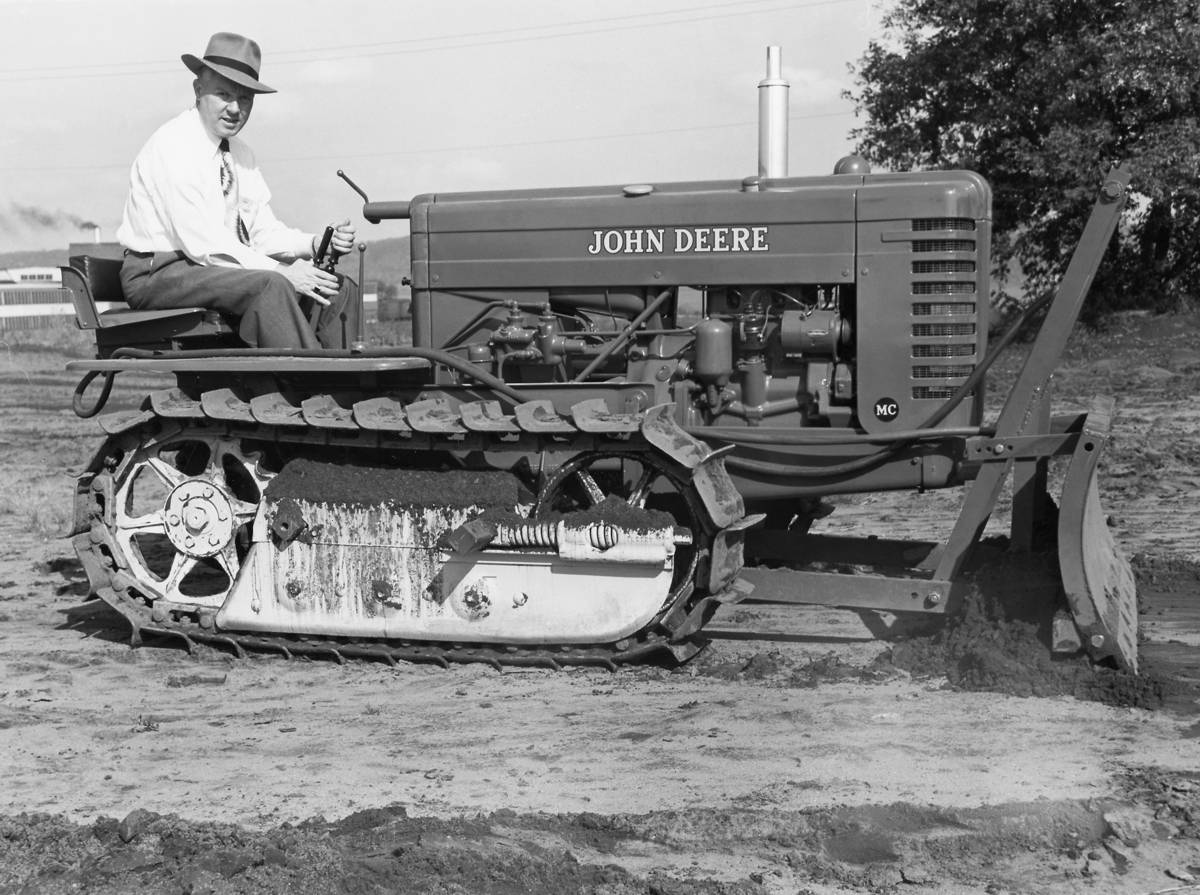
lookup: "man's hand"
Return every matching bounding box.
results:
[311,218,357,260]
[278,259,337,306]
[329,218,357,256]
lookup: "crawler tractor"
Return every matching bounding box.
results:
[64,49,1137,671]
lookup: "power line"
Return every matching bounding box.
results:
[276,111,857,164]
[283,0,855,64]
[0,111,855,174]
[274,0,844,59]
[0,0,857,82]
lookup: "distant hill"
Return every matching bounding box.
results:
[356,236,410,291]
[0,248,66,270]
[0,236,411,290]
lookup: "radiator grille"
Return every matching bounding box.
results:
[913,260,976,274]
[912,281,976,295]
[912,239,975,253]
[913,343,975,358]
[913,385,961,400]
[912,301,976,316]
[896,217,984,405]
[912,322,976,338]
[912,217,975,231]
[912,364,976,379]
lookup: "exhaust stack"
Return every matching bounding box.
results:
[758,46,789,179]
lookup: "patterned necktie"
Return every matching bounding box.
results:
[218,138,251,246]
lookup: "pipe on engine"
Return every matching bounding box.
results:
[758,46,789,179]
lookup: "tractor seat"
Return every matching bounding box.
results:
[61,254,238,358]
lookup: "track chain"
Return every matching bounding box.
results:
[97,388,649,440]
[75,386,748,669]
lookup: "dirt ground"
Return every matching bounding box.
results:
[0,311,1198,895]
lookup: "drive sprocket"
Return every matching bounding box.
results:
[106,426,273,609]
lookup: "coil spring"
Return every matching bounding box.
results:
[587,523,619,550]
[493,522,558,548]
[491,521,620,550]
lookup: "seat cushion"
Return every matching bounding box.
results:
[97,307,207,328]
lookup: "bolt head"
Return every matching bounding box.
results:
[1089,633,1106,649]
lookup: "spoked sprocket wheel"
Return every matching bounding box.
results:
[109,427,274,609]
[534,449,710,610]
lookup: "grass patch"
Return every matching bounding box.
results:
[0,319,94,359]
[0,471,77,541]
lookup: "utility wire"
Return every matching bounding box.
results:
[0,0,858,81]
[275,0,853,59]
[0,110,855,173]
[7,0,787,73]
[271,111,855,164]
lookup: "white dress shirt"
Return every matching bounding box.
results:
[116,107,313,270]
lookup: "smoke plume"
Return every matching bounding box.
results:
[0,203,95,233]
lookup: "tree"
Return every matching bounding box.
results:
[847,0,1200,320]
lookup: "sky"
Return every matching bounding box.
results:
[0,0,887,253]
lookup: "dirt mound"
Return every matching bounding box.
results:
[0,807,758,895]
[886,552,1184,709]
[691,645,901,689]
[6,777,1198,895]
[695,550,1193,709]
[1135,553,1200,596]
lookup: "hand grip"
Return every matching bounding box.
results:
[314,226,334,265]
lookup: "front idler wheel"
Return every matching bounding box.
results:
[109,430,273,609]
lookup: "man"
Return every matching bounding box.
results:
[116,32,359,349]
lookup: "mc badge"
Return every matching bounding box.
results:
[873,397,900,422]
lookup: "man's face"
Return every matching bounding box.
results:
[194,70,255,140]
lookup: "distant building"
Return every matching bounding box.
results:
[0,266,62,286]
[0,266,70,331]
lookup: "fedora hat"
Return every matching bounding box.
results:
[182,32,276,94]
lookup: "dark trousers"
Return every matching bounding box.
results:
[120,251,360,350]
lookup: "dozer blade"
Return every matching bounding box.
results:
[1056,398,1138,672]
